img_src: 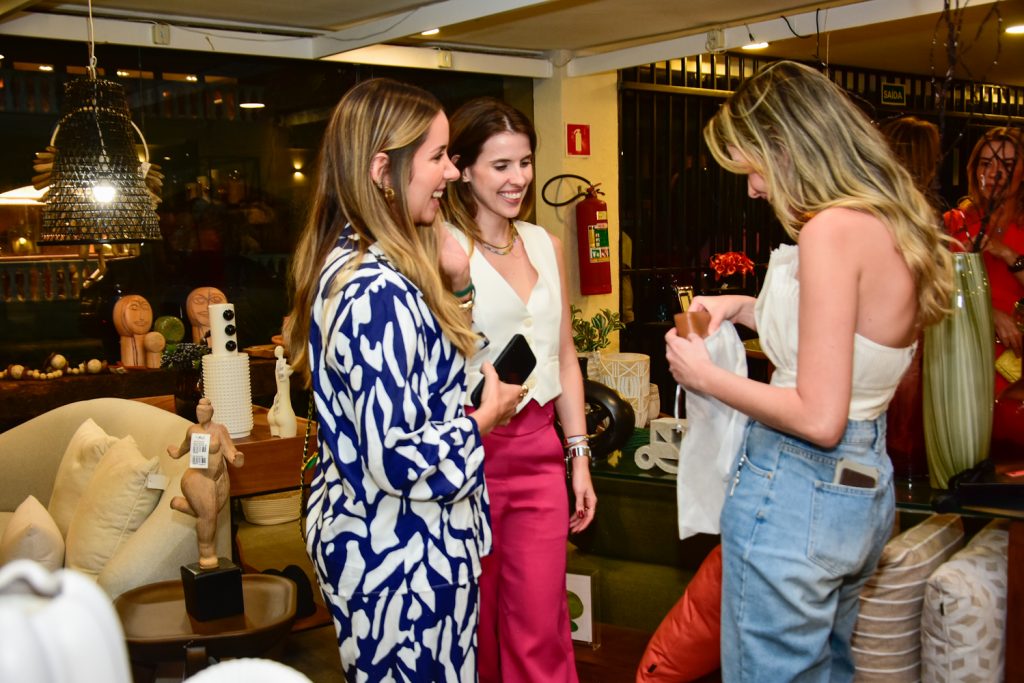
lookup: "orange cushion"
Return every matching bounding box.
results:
[636,544,722,682]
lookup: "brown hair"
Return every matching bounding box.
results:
[962,126,1024,226]
[443,97,537,244]
[880,116,941,201]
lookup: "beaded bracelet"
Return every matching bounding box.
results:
[1010,255,1024,274]
[453,282,475,299]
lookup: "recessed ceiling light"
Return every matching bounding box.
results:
[186,74,198,82]
[1007,24,1024,35]
[421,28,440,36]
[239,102,265,109]
[39,64,53,72]
[742,42,769,50]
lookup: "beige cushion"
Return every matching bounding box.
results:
[921,520,1009,683]
[0,495,65,571]
[47,419,119,537]
[851,513,965,683]
[65,436,162,578]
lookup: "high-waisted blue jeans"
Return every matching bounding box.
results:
[719,418,895,683]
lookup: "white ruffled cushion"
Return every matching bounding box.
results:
[64,437,162,578]
[0,496,65,571]
[47,419,119,537]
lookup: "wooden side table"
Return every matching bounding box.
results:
[114,574,297,680]
[134,394,315,497]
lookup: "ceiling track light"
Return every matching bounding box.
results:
[741,24,769,50]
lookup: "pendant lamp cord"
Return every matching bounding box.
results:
[86,0,97,79]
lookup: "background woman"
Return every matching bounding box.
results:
[443,97,596,683]
[666,61,952,682]
[944,126,1024,394]
[286,78,521,682]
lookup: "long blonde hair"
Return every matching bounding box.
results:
[704,60,953,327]
[286,78,477,384]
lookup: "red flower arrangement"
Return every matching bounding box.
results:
[710,251,755,280]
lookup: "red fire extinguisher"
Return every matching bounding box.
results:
[575,184,612,295]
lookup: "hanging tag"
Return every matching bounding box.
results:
[189,433,210,469]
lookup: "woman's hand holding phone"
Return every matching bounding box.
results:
[470,362,523,436]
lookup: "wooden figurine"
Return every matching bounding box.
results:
[186,286,228,344]
[167,398,244,569]
[267,345,297,438]
[142,331,166,369]
[112,294,153,368]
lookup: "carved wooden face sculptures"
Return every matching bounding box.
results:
[186,287,227,342]
[113,294,153,337]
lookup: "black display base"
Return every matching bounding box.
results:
[181,558,244,621]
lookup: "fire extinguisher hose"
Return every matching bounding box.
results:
[541,174,602,207]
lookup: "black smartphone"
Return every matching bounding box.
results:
[469,333,536,407]
[833,459,878,488]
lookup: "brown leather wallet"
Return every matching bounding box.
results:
[674,310,711,338]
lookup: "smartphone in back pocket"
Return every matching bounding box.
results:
[469,333,536,408]
[833,459,878,488]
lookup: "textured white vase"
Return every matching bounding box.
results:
[597,352,651,427]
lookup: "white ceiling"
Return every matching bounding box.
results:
[1,0,1022,84]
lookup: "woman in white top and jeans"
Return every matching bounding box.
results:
[442,97,596,683]
[665,61,954,682]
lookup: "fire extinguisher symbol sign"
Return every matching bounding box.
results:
[566,123,591,157]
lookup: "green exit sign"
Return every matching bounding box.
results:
[881,82,907,106]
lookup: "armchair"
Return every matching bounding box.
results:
[0,397,231,598]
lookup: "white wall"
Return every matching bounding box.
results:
[533,69,621,349]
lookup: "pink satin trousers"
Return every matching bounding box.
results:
[477,400,579,683]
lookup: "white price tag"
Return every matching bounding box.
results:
[189,433,210,469]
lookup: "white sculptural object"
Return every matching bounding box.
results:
[634,417,687,474]
[267,345,297,438]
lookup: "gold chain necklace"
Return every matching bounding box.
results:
[478,221,519,256]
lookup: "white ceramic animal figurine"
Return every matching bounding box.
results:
[268,345,297,438]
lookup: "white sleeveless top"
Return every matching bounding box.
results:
[754,244,915,421]
[446,220,563,410]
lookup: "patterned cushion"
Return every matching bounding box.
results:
[64,436,162,578]
[852,513,965,682]
[921,520,1009,683]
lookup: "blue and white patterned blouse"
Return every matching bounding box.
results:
[305,229,490,601]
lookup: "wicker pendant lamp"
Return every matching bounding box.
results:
[39,0,160,244]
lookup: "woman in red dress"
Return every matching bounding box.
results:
[944,126,1024,395]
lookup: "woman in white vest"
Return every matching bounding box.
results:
[443,98,596,683]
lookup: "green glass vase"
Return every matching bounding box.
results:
[923,252,994,489]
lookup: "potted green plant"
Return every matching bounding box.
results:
[570,305,625,379]
[161,342,210,419]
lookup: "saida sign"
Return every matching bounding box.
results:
[881,81,907,107]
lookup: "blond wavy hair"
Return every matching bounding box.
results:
[286,78,477,385]
[704,60,953,327]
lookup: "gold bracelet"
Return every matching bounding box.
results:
[456,286,475,310]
